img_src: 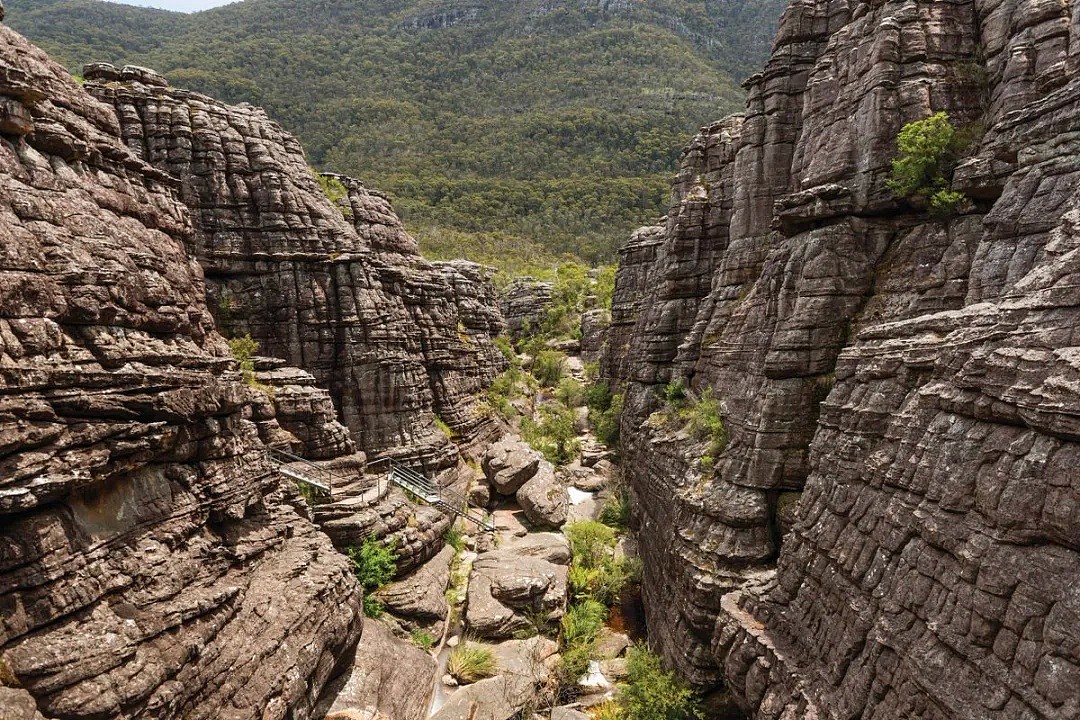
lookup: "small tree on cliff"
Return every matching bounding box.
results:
[887,111,967,215]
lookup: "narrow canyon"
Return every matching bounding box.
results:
[1,0,1078,718]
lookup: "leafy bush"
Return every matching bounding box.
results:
[679,389,728,457]
[586,382,623,448]
[434,415,454,438]
[557,641,595,688]
[347,535,398,618]
[618,645,701,720]
[599,490,631,530]
[228,333,273,395]
[565,521,617,567]
[595,265,617,310]
[886,112,968,215]
[443,526,465,553]
[562,599,608,648]
[532,349,567,386]
[313,171,353,219]
[556,377,586,407]
[447,642,497,684]
[663,378,686,405]
[569,557,633,606]
[522,403,580,464]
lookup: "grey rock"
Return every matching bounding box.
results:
[0,26,362,719]
[516,461,568,528]
[483,435,542,494]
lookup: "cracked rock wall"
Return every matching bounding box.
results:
[602,0,1080,716]
[0,24,362,719]
[83,65,507,469]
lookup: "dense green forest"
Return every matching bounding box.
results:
[9,0,783,271]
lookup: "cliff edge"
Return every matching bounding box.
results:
[602,0,1080,716]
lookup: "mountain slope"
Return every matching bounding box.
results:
[7,0,784,270]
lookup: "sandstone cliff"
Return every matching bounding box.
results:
[0,23,363,719]
[602,0,1080,716]
[81,63,507,470]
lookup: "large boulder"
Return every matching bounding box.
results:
[516,462,568,528]
[482,435,542,495]
[466,551,568,639]
[376,544,455,621]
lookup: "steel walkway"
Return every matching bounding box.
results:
[266,448,338,502]
[388,461,495,532]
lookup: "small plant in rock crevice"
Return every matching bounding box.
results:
[410,628,436,652]
[447,641,497,684]
[347,535,398,618]
[228,333,274,397]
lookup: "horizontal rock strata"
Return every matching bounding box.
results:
[601,0,1080,716]
[0,26,362,719]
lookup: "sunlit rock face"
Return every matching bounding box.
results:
[0,25,363,719]
[602,0,1080,716]
[83,65,507,470]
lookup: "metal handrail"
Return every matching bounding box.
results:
[387,460,494,531]
[267,447,341,498]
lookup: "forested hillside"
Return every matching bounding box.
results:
[8,0,784,272]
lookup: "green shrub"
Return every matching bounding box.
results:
[556,377,586,407]
[493,335,518,365]
[887,112,969,216]
[532,349,567,386]
[347,535,398,618]
[556,641,594,688]
[562,599,608,648]
[228,333,273,395]
[313,171,354,219]
[569,557,632,606]
[663,378,686,406]
[679,389,728,457]
[599,490,631,530]
[565,520,616,568]
[586,382,622,448]
[411,629,436,651]
[434,415,454,438]
[595,265,617,310]
[443,526,465,552]
[618,645,702,720]
[522,403,580,464]
[447,642,497,684]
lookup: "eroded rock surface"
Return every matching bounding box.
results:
[466,550,569,639]
[499,277,553,339]
[81,64,507,469]
[0,26,361,719]
[601,0,1080,715]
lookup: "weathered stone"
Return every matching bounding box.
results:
[317,621,438,720]
[82,71,507,470]
[0,27,362,719]
[377,544,455,621]
[482,435,542,495]
[600,0,1080,715]
[516,461,568,528]
[466,550,568,639]
[499,277,553,339]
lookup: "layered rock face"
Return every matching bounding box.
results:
[603,0,1080,716]
[81,65,507,469]
[0,25,362,719]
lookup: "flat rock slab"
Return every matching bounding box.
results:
[318,621,438,720]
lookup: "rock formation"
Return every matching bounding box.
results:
[602,0,1080,716]
[499,277,553,339]
[0,24,363,719]
[81,65,507,470]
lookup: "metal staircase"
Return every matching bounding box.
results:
[266,448,338,502]
[388,461,495,532]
